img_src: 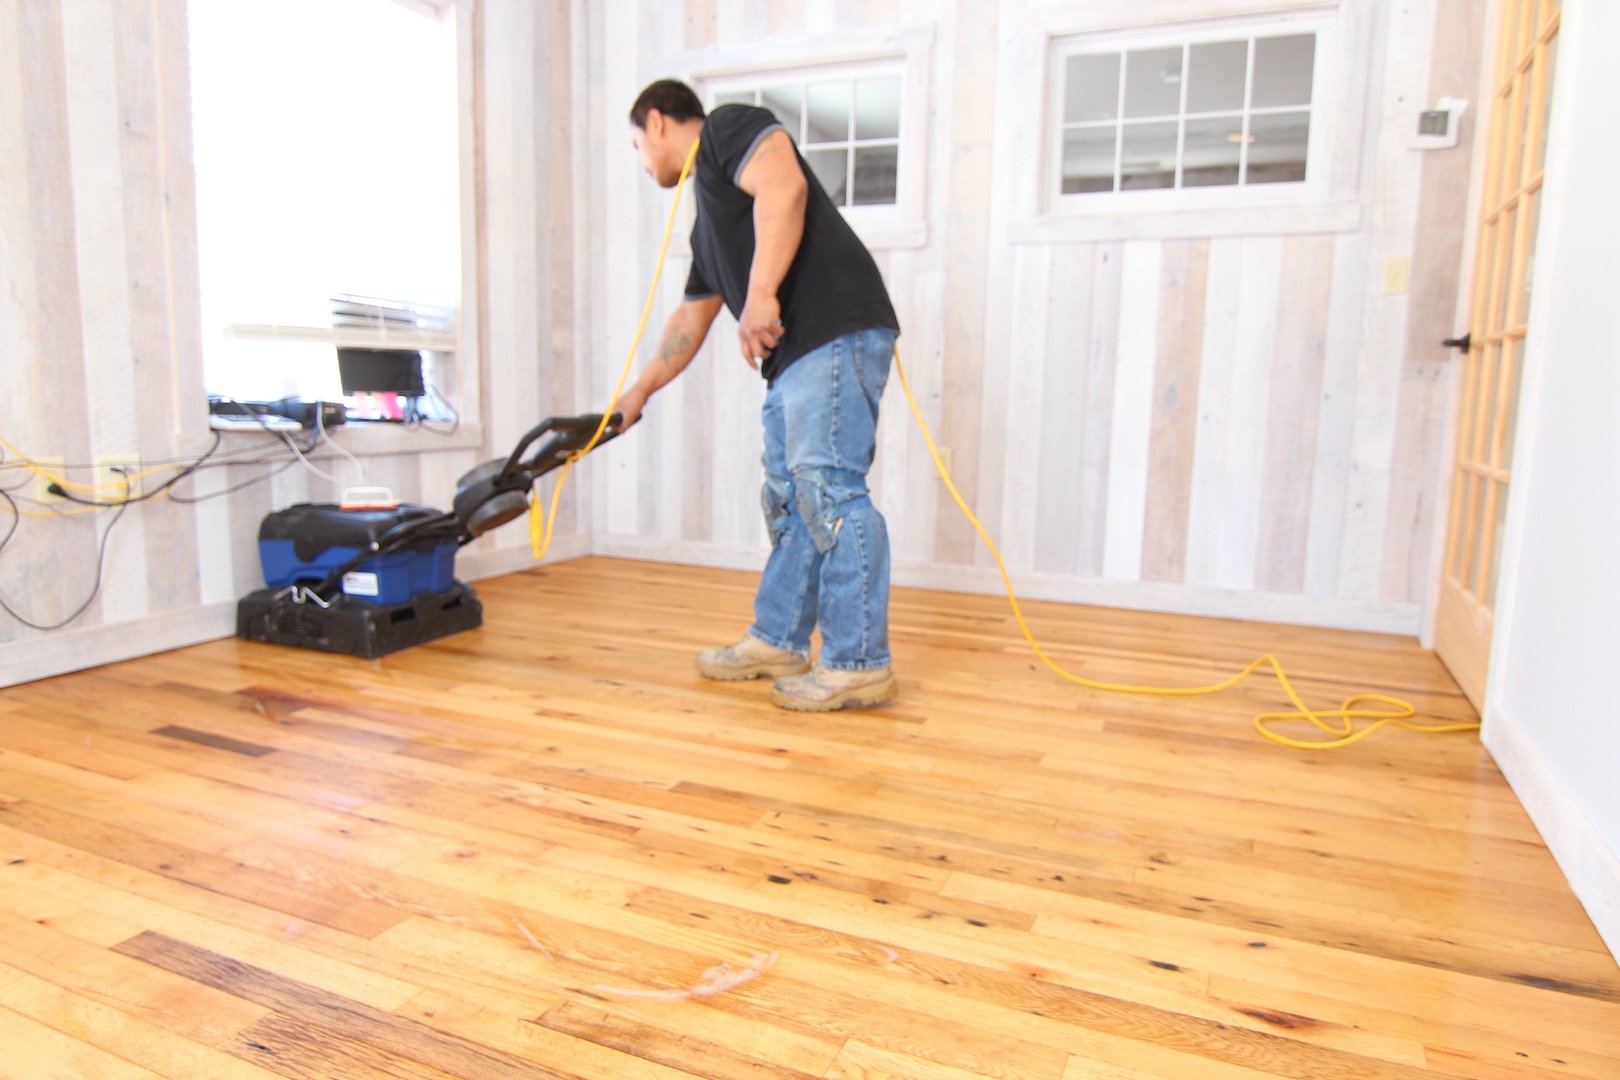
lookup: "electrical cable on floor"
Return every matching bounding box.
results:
[540,133,1479,751]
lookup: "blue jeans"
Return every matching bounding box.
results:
[749,328,896,671]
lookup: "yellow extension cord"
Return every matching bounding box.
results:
[526,134,1484,750]
[890,358,1481,750]
[0,135,1475,748]
[0,434,143,518]
[527,138,705,562]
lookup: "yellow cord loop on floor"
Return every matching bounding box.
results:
[542,135,1478,750]
[888,346,1479,750]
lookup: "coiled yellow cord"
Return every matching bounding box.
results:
[888,348,1478,749]
[535,133,1479,750]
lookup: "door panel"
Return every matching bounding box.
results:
[1436,0,1559,709]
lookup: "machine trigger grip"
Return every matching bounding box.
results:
[452,412,622,538]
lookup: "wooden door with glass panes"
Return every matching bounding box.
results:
[1435,0,1560,710]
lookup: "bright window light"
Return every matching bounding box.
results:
[188,0,460,402]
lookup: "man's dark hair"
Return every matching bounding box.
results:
[629,79,706,129]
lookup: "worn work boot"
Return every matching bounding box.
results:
[696,634,812,681]
[770,665,898,712]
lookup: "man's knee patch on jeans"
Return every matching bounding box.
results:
[761,476,792,547]
[791,466,863,554]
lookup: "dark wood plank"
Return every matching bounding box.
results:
[152,725,276,758]
[226,1011,469,1080]
[115,931,585,1080]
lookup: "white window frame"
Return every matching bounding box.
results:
[1008,1,1369,244]
[1049,21,1329,208]
[681,27,933,250]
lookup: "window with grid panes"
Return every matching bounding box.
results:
[1057,30,1317,196]
[714,74,902,207]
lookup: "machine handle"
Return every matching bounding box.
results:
[497,412,622,483]
[451,411,628,544]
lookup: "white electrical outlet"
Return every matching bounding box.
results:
[1382,257,1411,295]
[32,457,68,505]
[93,456,145,500]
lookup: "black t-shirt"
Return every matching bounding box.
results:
[684,104,900,383]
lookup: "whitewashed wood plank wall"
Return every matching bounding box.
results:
[584,0,1485,636]
[0,0,584,684]
[1,0,1484,685]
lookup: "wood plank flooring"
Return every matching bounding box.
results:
[0,556,1615,1078]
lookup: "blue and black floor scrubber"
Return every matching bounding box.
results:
[236,412,620,658]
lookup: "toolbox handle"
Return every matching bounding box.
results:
[339,486,399,510]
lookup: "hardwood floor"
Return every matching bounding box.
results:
[0,556,1615,1078]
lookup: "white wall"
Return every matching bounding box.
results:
[0,0,1484,682]
[1483,0,1620,958]
[0,1,587,688]
[583,0,1483,638]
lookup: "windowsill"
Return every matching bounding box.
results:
[1010,199,1361,243]
[178,420,484,458]
[223,323,457,351]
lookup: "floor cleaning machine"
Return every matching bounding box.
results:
[236,412,620,658]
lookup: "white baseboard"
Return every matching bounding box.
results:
[0,534,594,689]
[0,532,1417,688]
[458,533,592,582]
[1483,707,1620,962]
[0,600,237,689]
[590,534,1420,636]
[591,534,768,573]
[892,563,1422,636]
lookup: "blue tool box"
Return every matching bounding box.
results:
[257,503,460,605]
[238,413,620,659]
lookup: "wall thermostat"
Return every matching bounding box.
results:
[1411,96,1468,150]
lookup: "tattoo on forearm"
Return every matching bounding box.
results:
[656,327,695,375]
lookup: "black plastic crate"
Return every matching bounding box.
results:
[236,582,482,659]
